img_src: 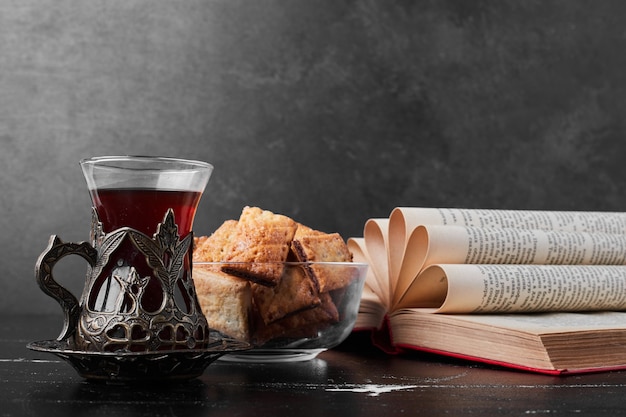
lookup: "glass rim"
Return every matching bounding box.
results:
[80,155,213,171]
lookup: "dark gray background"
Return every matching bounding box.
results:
[3,0,626,316]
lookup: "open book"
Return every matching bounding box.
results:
[348,208,626,374]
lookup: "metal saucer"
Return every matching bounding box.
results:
[27,337,251,383]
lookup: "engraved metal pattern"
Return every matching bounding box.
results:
[76,208,209,353]
[35,208,211,353]
[35,236,98,343]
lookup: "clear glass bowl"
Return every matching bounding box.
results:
[193,261,368,362]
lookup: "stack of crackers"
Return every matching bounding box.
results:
[192,206,356,344]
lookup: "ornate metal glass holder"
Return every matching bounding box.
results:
[29,209,250,382]
[81,208,208,352]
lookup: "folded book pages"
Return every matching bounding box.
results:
[349,207,626,374]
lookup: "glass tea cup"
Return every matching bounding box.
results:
[35,156,213,353]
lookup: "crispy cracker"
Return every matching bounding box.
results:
[294,223,325,239]
[222,206,297,286]
[193,219,238,262]
[193,267,252,342]
[252,292,339,345]
[291,232,354,292]
[252,264,320,325]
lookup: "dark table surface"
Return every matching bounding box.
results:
[5,315,626,417]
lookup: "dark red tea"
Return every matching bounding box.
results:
[87,188,202,336]
[90,188,202,236]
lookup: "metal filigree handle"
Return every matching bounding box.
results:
[35,236,98,342]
